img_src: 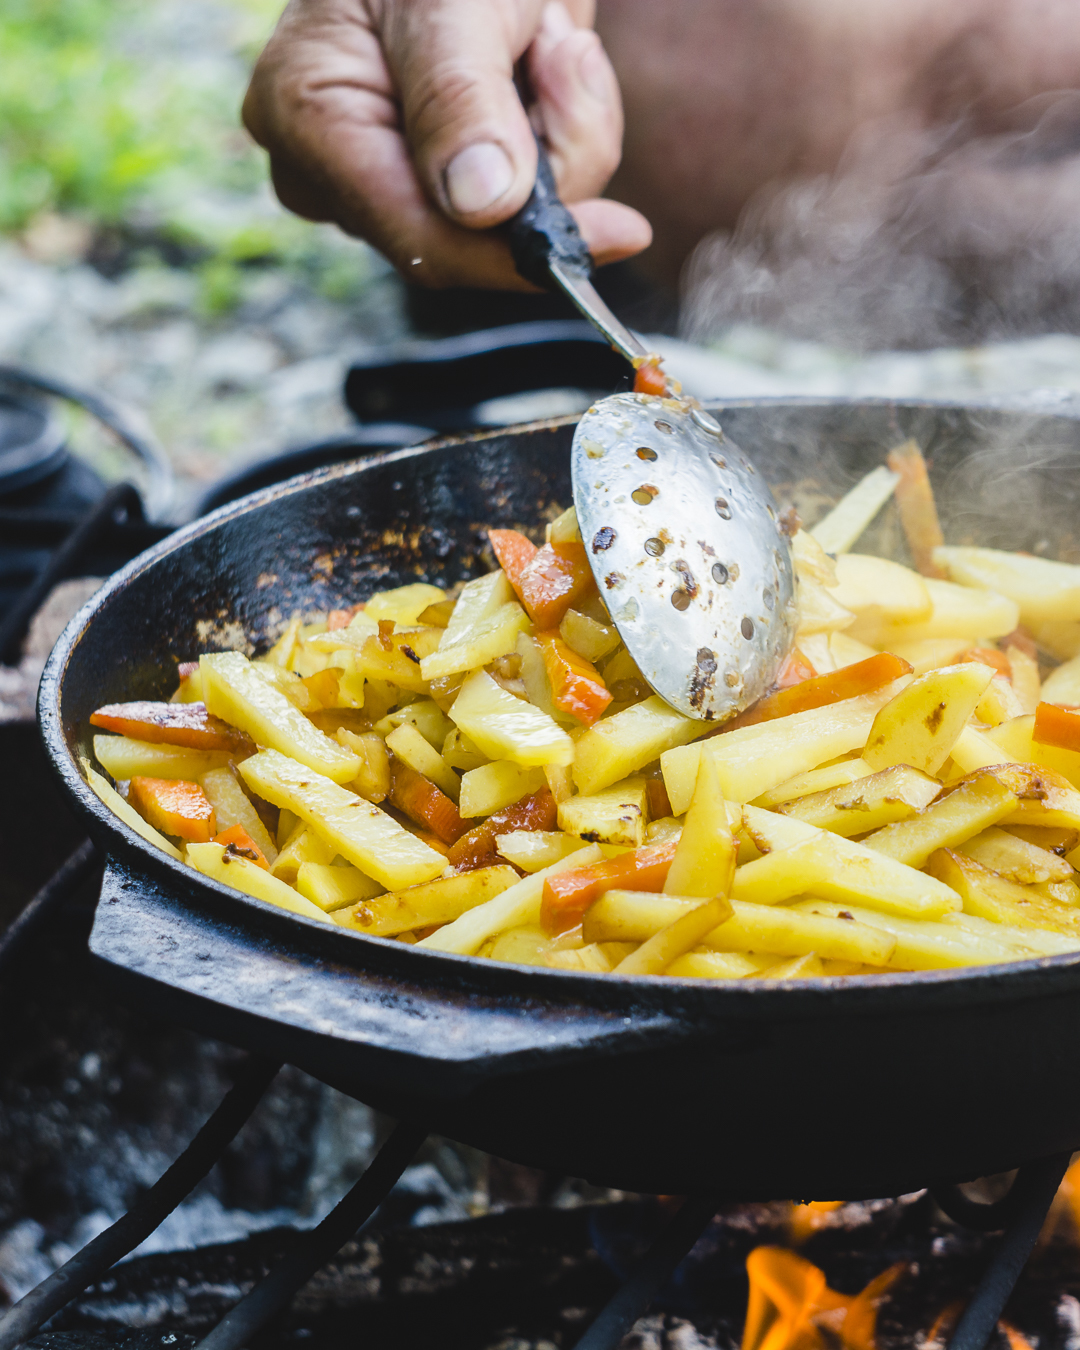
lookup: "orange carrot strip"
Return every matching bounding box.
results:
[1034,702,1080,753]
[518,542,594,629]
[775,648,817,686]
[129,777,217,842]
[389,759,471,845]
[213,824,270,869]
[536,630,612,726]
[488,529,538,593]
[633,360,667,396]
[448,788,557,870]
[958,647,1011,678]
[541,840,678,935]
[91,701,253,754]
[727,652,912,730]
[886,439,945,578]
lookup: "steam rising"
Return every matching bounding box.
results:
[681,93,1080,352]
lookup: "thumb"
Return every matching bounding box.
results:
[379,0,543,228]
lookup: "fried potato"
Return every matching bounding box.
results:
[339,865,519,937]
[270,825,335,882]
[664,752,737,897]
[862,663,994,774]
[495,829,593,871]
[461,761,546,818]
[934,546,1080,625]
[420,602,529,680]
[854,577,1018,647]
[796,578,856,636]
[926,848,1080,938]
[240,748,446,890]
[759,953,827,979]
[666,950,772,979]
[200,766,278,863]
[662,681,907,812]
[202,651,361,783]
[862,771,1019,868]
[385,723,461,802]
[960,826,1074,885]
[946,724,1020,777]
[731,830,961,919]
[440,569,514,648]
[753,759,876,809]
[882,637,972,676]
[450,670,574,768]
[558,777,649,848]
[809,465,900,556]
[828,554,931,626]
[559,608,620,663]
[85,764,183,860]
[363,583,447,625]
[573,695,706,797]
[1042,653,1080,706]
[296,861,384,911]
[614,895,734,975]
[187,842,330,923]
[93,734,230,783]
[418,845,604,954]
[778,764,941,836]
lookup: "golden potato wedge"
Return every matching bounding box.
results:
[809,465,899,556]
[459,761,545,818]
[664,751,737,897]
[547,944,615,973]
[202,651,360,783]
[881,637,972,676]
[559,608,620,663]
[862,662,994,774]
[983,715,1080,789]
[558,777,649,848]
[440,569,514,648]
[336,729,391,803]
[666,950,774,979]
[386,722,461,802]
[374,700,454,749]
[827,554,931,626]
[495,829,592,871]
[829,631,881,669]
[339,864,519,937]
[240,748,446,890]
[778,764,941,836]
[187,842,330,923]
[363,583,447,625]
[269,825,336,882]
[862,772,1019,868]
[442,728,489,772]
[486,924,560,966]
[975,674,1026,728]
[926,848,1080,938]
[758,953,826,979]
[200,766,278,863]
[739,804,819,854]
[946,724,1020,777]
[450,670,574,768]
[796,578,856,636]
[1041,653,1080,707]
[296,861,384,911]
[1007,645,1041,715]
[573,695,705,797]
[418,845,604,954]
[93,734,230,783]
[614,896,734,976]
[420,602,529,680]
[933,545,1080,625]
[960,825,1074,885]
[753,759,876,809]
[854,577,1018,647]
[731,831,960,919]
[662,680,908,812]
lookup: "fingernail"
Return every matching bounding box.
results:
[578,35,611,103]
[541,0,575,41]
[445,142,514,215]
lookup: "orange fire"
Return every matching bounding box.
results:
[788,1200,846,1244]
[741,1246,905,1350]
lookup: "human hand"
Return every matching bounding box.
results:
[243,0,652,288]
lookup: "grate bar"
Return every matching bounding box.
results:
[193,1119,428,1350]
[945,1150,1072,1350]
[572,1196,717,1350]
[0,839,99,978]
[0,1054,281,1350]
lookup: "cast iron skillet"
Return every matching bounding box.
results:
[39,396,1080,1202]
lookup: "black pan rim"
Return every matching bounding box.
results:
[38,396,1080,1007]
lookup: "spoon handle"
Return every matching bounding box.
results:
[507,136,593,289]
[508,136,650,365]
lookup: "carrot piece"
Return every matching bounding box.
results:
[541,839,679,935]
[727,652,913,730]
[518,542,594,629]
[91,701,254,754]
[536,630,612,726]
[633,360,668,396]
[389,759,471,845]
[129,777,217,842]
[774,648,816,686]
[886,439,945,578]
[646,778,672,820]
[448,788,557,870]
[213,823,270,869]
[488,529,538,593]
[1034,702,1080,753]
[958,647,1011,678]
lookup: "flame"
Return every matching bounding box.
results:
[741,1246,905,1350]
[924,1300,1035,1349]
[789,1200,846,1243]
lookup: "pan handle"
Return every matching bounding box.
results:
[89,856,684,1098]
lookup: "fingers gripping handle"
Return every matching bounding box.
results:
[509,136,594,289]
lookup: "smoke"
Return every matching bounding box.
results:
[680,92,1080,352]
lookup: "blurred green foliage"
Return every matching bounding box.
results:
[0,0,371,304]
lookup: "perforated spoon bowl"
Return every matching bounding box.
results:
[509,144,796,720]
